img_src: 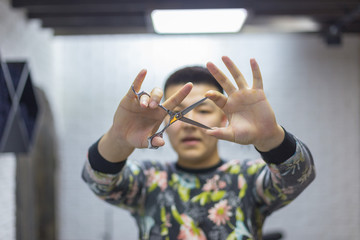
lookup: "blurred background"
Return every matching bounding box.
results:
[0,0,359,239]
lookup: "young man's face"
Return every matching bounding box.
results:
[164,83,227,168]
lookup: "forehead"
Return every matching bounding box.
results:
[165,83,219,101]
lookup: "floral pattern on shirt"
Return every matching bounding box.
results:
[82,137,315,240]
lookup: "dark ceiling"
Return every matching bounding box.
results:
[11,0,360,43]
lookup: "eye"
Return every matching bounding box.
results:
[198,109,212,114]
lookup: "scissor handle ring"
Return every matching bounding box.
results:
[147,132,163,149]
[131,85,150,100]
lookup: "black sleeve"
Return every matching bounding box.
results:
[255,128,297,165]
[88,139,127,174]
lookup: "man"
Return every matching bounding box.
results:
[82,56,315,240]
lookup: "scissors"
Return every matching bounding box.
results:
[132,85,212,149]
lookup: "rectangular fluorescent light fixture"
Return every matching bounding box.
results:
[151,9,248,34]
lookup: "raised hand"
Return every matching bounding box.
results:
[99,69,193,162]
[205,56,284,152]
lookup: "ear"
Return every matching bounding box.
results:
[220,112,228,128]
[163,114,170,123]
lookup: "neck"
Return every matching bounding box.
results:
[175,159,224,174]
[176,149,221,170]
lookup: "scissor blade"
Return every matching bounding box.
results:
[158,104,173,115]
[180,97,208,116]
[179,117,212,130]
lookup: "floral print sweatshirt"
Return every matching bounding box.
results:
[82,130,315,240]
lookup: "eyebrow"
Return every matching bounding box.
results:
[176,102,213,109]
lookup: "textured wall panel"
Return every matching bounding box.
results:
[54,34,360,240]
[0,0,54,239]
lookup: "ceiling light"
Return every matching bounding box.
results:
[151,9,248,34]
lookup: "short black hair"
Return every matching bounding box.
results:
[164,66,223,94]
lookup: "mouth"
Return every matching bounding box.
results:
[181,136,201,145]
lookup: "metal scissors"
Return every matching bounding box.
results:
[132,85,212,149]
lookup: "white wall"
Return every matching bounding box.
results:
[1,0,359,239]
[0,153,15,240]
[0,0,54,239]
[54,33,360,240]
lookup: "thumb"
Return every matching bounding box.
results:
[150,136,165,148]
[205,90,227,109]
[205,127,235,142]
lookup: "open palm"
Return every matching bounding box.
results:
[205,56,284,151]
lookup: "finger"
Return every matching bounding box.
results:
[151,136,165,147]
[205,127,235,142]
[162,82,193,110]
[250,58,263,89]
[126,69,147,98]
[132,69,147,91]
[222,56,249,89]
[139,94,150,108]
[205,90,227,109]
[206,62,237,95]
[149,87,164,109]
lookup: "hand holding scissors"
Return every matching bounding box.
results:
[99,70,196,162]
[132,85,212,149]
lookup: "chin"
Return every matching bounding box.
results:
[178,149,208,163]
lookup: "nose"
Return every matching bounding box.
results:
[185,110,194,119]
[180,111,198,129]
